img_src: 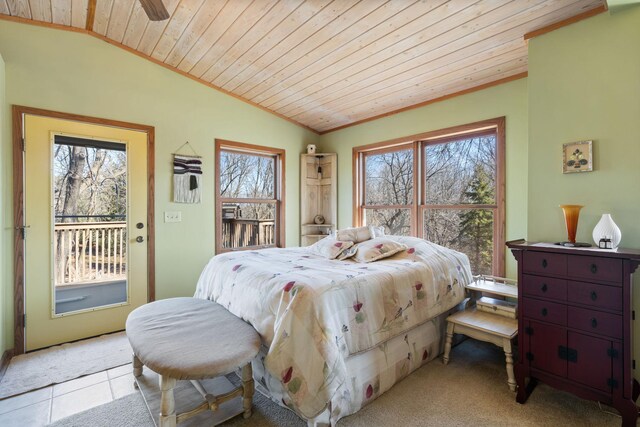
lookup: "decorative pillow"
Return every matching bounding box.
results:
[336,226,372,243]
[368,225,386,238]
[336,245,358,261]
[353,238,408,263]
[309,236,354,260]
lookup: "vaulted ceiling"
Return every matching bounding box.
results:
[1,0,606,133]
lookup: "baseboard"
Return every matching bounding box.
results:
[0,349,14,382]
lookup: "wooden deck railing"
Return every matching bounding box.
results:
[54,222,127,286]
[222,219,275,249]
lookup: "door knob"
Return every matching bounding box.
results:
[136,236,144,243]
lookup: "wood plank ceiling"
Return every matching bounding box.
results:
[1,0,606,133]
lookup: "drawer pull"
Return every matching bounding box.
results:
[542,259,548,268]
[590,291,598,301]
[591,318,598,328]
[590,264,598,274]
[541,308,548,317]
[541,283,548,293]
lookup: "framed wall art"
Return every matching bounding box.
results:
[562,140,593,173]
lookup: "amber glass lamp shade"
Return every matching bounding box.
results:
[560,205,583,244]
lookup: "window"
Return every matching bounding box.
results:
[362,146,415,236]
[215,140,285,253]
[354,118,505,276]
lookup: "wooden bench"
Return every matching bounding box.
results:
[442,276,518,392]
[126,297,261,427]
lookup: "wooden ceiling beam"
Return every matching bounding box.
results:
[85,0,97,31]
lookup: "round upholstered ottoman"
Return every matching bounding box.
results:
[126,297,260,427]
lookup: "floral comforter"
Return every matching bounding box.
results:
[193,236,472,419]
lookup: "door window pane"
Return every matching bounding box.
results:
[365,148,413,205]
[425,136,496,204]
[222,203,276,249]
[364,208,411,236]
[423,209,494,275]
[53,138,128,314]
[219,151,275,199]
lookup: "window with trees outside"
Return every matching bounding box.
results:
[215,139,285,253]
[353,118,505,276]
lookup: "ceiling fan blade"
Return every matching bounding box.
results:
[139,0,170,21]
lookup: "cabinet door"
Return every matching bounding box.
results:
[528,321,567,378]
[568,331,612,393]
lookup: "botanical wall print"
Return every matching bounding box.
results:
[562,140,593,173]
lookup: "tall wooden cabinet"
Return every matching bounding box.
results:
[508,240,640,427]
[300,153,337,246]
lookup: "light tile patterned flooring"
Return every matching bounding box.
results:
[0,363,136,426]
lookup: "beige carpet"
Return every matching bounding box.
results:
[50,339,621,426]
[0,332,131,399]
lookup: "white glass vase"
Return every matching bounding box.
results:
[592,214,621,249]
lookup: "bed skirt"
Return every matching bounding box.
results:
[249,302,465,426]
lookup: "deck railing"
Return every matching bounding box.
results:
[54,222,127,286]
[222,219,275,249]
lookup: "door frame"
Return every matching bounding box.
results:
[12,105,156,355]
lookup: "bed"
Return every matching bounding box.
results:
[194,235,472,426]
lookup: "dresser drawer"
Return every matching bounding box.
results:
[567,255,622,284]
[567,281,622,311]
[522,297,567,326]
[523,252,567,276]
[522,275,566,301]
[568,306,622,339]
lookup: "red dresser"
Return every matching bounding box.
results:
[507,240,640,427]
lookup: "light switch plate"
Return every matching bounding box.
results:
[164,211,182,223]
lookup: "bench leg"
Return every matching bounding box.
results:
[503,338,516,392]
[442,322,455,365]
[241,363,254,419]
[159,375,177,427]
[133,353,143,377]
[132,354,143,389]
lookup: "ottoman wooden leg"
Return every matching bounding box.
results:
[442,322,455,365]
[503,338,516,392]
[132,354,143,389]
[241,363,254,419]
[133,353,143,377]
[159,375,177,427]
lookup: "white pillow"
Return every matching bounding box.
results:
[309,236,354,260]
[368,225,386,238]
[353,238,408,263]
[336,226,372,243]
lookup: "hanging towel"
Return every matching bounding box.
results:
[173,155,202,204]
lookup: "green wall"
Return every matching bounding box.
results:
[527,8,640,249]
[528,7,640,360]
[0,21,318,351]
[320,78,529,279]
[0,53,6,356]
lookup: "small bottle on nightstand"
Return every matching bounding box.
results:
[598,237,607,249]
[605,235,613,249]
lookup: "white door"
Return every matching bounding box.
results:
[23,114,149,351]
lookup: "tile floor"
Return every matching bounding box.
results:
[0,363,137,426]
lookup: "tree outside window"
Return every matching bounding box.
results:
[354,119,505,276]
[215,140,285,253]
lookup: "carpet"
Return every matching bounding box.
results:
[47,339,621,426]
[48,393,154,427]
[0,332,132,399]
